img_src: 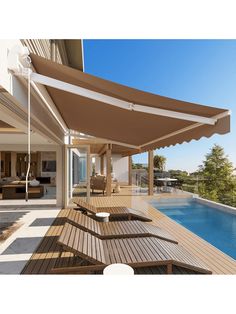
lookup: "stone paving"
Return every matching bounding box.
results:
[0,207,60,274]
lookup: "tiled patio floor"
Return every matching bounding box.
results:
[0,207,60,274]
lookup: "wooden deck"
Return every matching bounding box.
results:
[22,186,236,274]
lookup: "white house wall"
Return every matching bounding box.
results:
[0,40,22,93]
[93,154,128,184]
[0,40,65,144]
[94,156,101,174]
[112,155,128,184]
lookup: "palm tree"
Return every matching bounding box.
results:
[153,155,166,171]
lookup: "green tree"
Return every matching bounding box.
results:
[169,169,188,179]
[198,144,236,206]
[153,155,166,171]
[132,163,143,169]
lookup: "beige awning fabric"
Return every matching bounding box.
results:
[30,54,230,156]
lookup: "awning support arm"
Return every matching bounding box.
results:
[31,72,218,125]
[140,111,230,149]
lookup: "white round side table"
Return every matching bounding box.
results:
[95,212,110,222]
[103,263,134,275]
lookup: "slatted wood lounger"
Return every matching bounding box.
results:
[67,209,177,243]
[51,223,212,274]
[73,199,152,222]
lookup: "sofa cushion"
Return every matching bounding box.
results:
[0,176,20,184]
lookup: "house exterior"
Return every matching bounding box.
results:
[0,39,230,207]
[0,39,129,206]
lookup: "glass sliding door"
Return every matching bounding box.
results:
[66,145,90,206]
[0,150,57,203]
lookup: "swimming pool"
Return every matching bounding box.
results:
[150,198,236,260]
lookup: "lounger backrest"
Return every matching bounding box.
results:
[58,223,107,264]
[67,210,102,235]
[75,199,152,222]
[126,207,152,222]
[75,199,98,214]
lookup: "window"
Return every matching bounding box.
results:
[42,160,56,172]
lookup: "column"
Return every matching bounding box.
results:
[63,145,68,208]
[56,146,63,207]
[86,146,91,202]
[100,154,104,175]
[148,150,154,196]
[11,152,17,177]
[50,39,57,62]
[106,144,112,196]
[69,149,73,199]
[128,155,132,186]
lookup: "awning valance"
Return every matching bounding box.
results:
[30,54,230,156]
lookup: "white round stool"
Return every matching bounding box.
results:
[95,212,110,222]
[103,263,134,275]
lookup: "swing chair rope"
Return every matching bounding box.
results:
[25,68,31,201]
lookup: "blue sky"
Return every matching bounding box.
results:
[83,40,236,172]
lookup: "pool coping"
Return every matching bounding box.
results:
[150,193,236,215]
[194,196,236,215]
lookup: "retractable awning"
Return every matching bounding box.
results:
[30,54,230,156]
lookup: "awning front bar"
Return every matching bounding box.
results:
[31,72,218,126]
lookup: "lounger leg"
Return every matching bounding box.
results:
[167,263,173,274]
[58,245,63,259]
[76,206,87,215]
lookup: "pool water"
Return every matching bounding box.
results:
[150,198,236,260]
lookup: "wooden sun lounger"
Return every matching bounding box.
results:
[73,199,152,222]
[67,209,177,243]
[51,223,212,274]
